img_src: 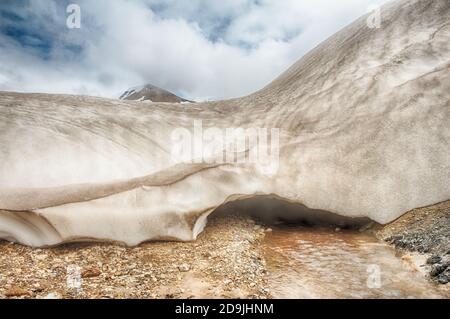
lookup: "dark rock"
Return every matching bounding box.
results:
[426,255,442,265]
[430,265,446,277]
[438,274,450,285]
[437,272,449,285]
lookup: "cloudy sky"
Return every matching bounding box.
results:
[0,0,389,101]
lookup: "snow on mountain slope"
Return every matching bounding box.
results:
[0,0,449,246]
[119,84,193,103]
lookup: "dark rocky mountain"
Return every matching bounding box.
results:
[119,84,193,103]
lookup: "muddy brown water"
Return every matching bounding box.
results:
[263,226,449,299]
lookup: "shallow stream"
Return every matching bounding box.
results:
[263,226,449,299]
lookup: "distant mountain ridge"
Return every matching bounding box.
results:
[119,84,193,103]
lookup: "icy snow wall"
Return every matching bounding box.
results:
[0,0,449,246]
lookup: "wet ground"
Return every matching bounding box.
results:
[1,213,448,299]
[263,226,449,299]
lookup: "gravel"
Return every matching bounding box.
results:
[0,214,270,299]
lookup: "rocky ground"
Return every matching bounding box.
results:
[0,213,271,299]
[376,201,450,285]
[1,201,449,299]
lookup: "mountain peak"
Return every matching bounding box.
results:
[119,84,193,103]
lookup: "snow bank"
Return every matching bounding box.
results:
[0,0,449,246]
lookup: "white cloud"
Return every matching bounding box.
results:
[0,0,390,100]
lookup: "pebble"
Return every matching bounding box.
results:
[35,254,48,261]
[82,267,102,278]
[5,286,29,297]
[178,264,191,272]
